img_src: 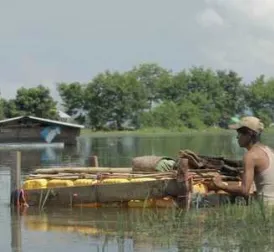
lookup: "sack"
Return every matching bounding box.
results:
[132,155,175,172]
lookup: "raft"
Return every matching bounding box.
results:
[21,149,252,209]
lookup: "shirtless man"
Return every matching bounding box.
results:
[213,116,274,204]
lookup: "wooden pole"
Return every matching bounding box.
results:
[175,158,191,210]
[10,151,22,206]
[10,208,22,252]
[89,155,99,167]
[10,151,22,252]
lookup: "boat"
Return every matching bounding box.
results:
[21,150,251,209]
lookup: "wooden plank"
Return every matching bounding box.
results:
[94,179,176,203]
[33,167,133,174]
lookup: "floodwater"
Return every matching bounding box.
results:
[1,132,274,252]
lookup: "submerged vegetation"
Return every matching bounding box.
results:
[124,201,274,250]
[31,200,274,251]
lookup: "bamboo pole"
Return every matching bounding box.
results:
[26,171,177,180]
[33,167,133,174]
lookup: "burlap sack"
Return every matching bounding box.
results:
[132,155,175,172]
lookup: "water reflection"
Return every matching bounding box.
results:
[1,132,270,173]
[13,205,274,252]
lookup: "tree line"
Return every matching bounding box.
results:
[1,63,273,130]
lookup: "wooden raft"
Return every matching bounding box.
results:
[23,150,249,209]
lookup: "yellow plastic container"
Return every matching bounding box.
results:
[76,226,102,235]
[73,202,101,208]
[47,179,74,188]
[48,225,75,233]
[128,199,155,208]
[192,183,208,194]
[155,197,175,208]
[23,215,48,231]
[23,179,48,190]
[73,179,95,186]
[100,202,128,208]
[100,178,129,184]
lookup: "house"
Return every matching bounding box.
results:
[0,116,84,145]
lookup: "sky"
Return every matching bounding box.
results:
[1,0,274,105]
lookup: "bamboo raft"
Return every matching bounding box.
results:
[22,150,250,209]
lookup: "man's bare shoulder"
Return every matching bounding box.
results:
[243,150,255,162]
[244,144,270,164]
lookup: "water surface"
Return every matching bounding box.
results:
[1,132,274,251]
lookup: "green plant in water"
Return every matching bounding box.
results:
[123,200,274,251]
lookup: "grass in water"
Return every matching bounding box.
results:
[124,200,274,251]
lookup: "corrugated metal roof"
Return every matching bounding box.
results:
[0,116,85,129]
[58,110,71,119]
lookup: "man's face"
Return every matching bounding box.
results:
[236,127,253,147]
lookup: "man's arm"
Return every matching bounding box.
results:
[214,152,255,196]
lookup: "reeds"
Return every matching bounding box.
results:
[126,200,274,251]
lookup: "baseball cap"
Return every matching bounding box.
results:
[229,116,264,133]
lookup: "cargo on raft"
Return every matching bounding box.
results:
[21,150,253,209]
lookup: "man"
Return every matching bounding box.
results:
[213,116,274,204]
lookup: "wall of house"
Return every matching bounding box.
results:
[0,122,81,145]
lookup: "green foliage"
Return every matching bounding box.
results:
[246,75,274,127]
[55,64,274,130]
[2,63,274,130]
[57,82,86,115]
[131,63,171,110]
[0,85,57,119]
[14,85,57,119]
[85,70,147,130]
[2,99,21,118]
[140,101,183,129]
[0,98,5,119]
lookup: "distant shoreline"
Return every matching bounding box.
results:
[80,126,274,136]
[80,127,231,136]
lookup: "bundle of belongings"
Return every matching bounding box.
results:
[132,149,243,177]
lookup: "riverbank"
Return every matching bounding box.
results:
[81,126,274,137]
[80,126,231,137]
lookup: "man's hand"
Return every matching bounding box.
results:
[22,202,29,208]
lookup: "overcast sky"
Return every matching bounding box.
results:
[1,0,274,104]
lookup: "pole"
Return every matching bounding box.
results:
[10,151,22,252]
[10,151,21,201]
[175,158,191,210]
[89,155,99,167]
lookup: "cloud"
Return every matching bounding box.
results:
[197,8,224,27]
[1,0,274,102]
[197,0,274,80]
[205,0,274,27]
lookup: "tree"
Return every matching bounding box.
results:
[0,98,4,120]
[2,99,20,118]
[85,71,147,130]
[246,75,274,126]
[140,101,183,129]
[57,82,86,123]
[216,70,247,127]
[14,85,57,119]
[130,63,171,110]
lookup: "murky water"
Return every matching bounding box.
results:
[1,132,274,252]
